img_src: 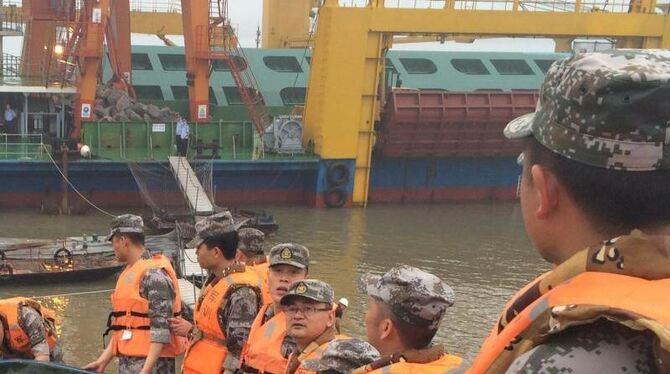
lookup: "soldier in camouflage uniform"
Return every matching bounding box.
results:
[84,214,184,374]
[360,265,463,373]
[237,228,267,265]
[168,212,262,374]
[468,50,670,374]
[0,298,63,363]
[301,338,379,374]
[280,279,345,374]
[239,243,310,374]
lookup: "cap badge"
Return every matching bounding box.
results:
[295,282,307,294]
[280,247,293,259]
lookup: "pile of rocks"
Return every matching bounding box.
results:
[93,85,177,122]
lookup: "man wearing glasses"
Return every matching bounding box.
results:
[239,244,311,374]
[281,279,347,374]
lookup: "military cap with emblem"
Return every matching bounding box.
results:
[364,265,455,330]
[268,243,310,269]
[505,49,670,171]
[302,338,380,373]
[108,214,144,241]
[186,211,240,248]
[238,227,265,255]
[280,279,334,306]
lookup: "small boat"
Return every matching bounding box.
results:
[144,207,279,236]
[0,252,123,286]
[0,359,91,373]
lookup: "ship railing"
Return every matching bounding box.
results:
[341,0,655,14]
[0,4,22,34]
[129,0,182,13]
[0,133,46,160]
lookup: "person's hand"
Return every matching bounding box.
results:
[82,358,108,373]
[168,316,193,337]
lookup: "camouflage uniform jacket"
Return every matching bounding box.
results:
[201,267,261,371]
[118,251,177,374]
[506,319,656,374]
[4,306,64,363]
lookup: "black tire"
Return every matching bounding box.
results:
[324,186,347,208]
[54,248,73,266]
[326,162,350,186]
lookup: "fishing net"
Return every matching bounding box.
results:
[127,162,191,218]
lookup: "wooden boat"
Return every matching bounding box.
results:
[0,252,123,286]
[0,359,91,373]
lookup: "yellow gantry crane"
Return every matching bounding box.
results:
[300,0,669,206]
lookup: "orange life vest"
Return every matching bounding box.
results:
[108,254,187,358]
[183,265,262,374]
[0,297,58,359]
[240,303,289,374]
[289,334,349,374]
[248,259,272,305]
[469,272,670,373]
[365,354,464,374]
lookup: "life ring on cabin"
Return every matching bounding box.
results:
[324,186,347,208]
[0,261,13,276]
[326,162,350,186]
[54,248,73,266]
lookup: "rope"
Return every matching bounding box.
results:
[293,6,320,88]
[42,144,116,218]
[31,288,115,299]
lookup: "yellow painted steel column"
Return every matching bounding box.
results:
[303,5,384,206]
[261,0,312,48]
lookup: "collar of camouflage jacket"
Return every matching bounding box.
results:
[491,229,670,373]
[500,229,670,329]
[354,344,445,373]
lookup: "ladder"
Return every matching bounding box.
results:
[168,156,214,215]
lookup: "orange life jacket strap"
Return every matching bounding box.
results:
[240,362,280,374]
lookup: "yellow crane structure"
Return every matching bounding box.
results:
[302,0,670,206]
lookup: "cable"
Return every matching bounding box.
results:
[31,288,115,299]
[292,5,320,88]
[42,144,116,218]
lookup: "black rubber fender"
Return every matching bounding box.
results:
[324,186,347,208]
[326,162,350,186]
[54,248,73,266]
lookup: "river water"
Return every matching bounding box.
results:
[0,203,548,369]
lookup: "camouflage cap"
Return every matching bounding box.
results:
[107,214,144,241]
[302,338,380,373]
[364,265,455,330]
[238,227,265,255]
[280,279,334,306]
[186,211,239,248]
[268,243,310,269]
[505,50,670,171]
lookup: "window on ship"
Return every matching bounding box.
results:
[263,56,303,73]
[131,53,153,70]
[133,85,164,100]
[450,59,490,75]
[280,87,307,105]
[490,59,534,75]
[159,54,186,71]
[399,58,437,74]
[212,56,248,72]
[534,59,557,74]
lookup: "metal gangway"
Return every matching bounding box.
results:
[168,156,214,216]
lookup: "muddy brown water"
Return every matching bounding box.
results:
[0,203,548,369]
